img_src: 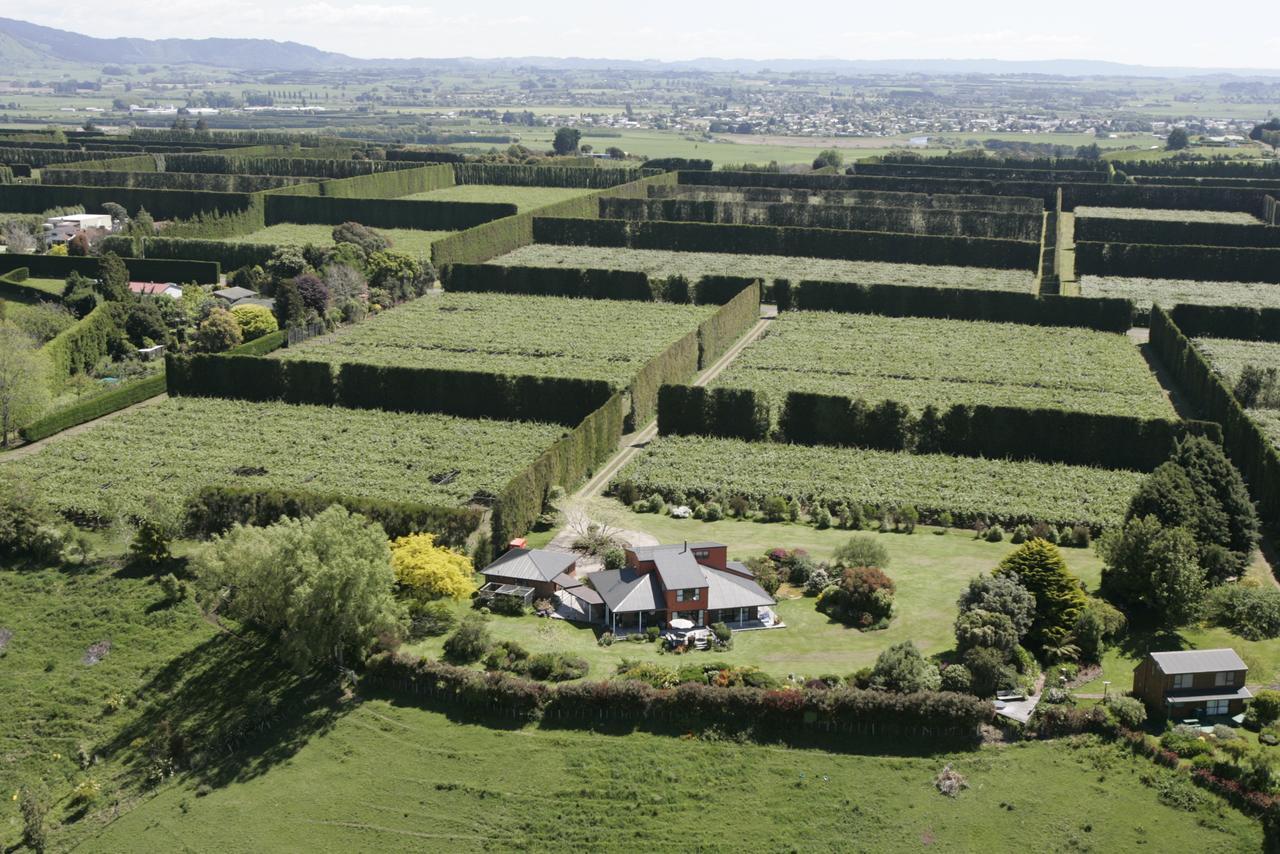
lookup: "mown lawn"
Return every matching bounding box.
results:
[398,184,594,211]
[76,702,1261,852]
[410,500,1106,679]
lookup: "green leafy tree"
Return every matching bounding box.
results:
[332,221,390,255]
[1167,436,1258,572]
[552,127,582,155]
[1100,516,1206,626]
[870,641,941,693]
[1165,128,1190,150]
[957,573,1036,639]
[273,279,306,329]
[993,539,1087,650]
[954,609,1019,654]
[230,304,278,341]
[812,148,844,170]
[443,614,491,663]
[367,251,431,303]
[193,307,242,352]
[831,534,890,569]
[192,505,404,670]
[97,252,131,302]
[124,299,169,347]
[0,326,51,446]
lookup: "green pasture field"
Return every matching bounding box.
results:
[8,396,565,520]
[410,497,1104,678]
[0,275,64,298]
[76,703,1262,852]
[398,184,595,211]
[1074,206,1264,225]
[613,435,1144,529]
[714,312,1173,419]
[275,292,714,385]
[224,223,451,257]
[493,244,1038,292]
[1079,275,1280,312]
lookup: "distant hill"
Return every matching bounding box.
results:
[0,17,355,71]
[2,17,1279,77]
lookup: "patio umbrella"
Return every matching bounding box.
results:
[668,618,695,631]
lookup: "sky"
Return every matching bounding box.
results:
[14,2,1280,69]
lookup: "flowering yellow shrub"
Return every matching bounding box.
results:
[390,533,476,600]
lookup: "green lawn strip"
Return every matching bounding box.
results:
[274,291,714,384]
[222,223,453,258]
[713,311,1174,420]
[397,184,595,211]
[74,702,1261,852]
[410,502,1104,679]
[10,396,565,520]
[493,243,1037,292]
[613,435,1143,529]
[1079,276,1280,312]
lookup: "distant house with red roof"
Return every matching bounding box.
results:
[129,281,183,299]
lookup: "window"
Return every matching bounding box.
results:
[1206,699,1229,716]
[1172,673,1193,689]
[675,589,700,603]
[694,550,709,559]
[1214,671,1233,687]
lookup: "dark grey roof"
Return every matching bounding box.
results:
[630,542,724,561]
[725,560,753,577]
[704,567,775,611]
[481,548,576,584]
[562,583,603,606]
[232,297,276,309]
[213,286,258,301]
[1149,649,1248,675]
[1165,686,1254,705]
[652,551,705,590]
[591,568,662,613]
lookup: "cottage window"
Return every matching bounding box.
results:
[1172,673,1192,689]
[694,550,709,559]
[1206,699,1229,716]
[1214,671,1233,687]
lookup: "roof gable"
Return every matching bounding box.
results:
[481,548,575,584]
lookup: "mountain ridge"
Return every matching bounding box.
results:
[3,17,1280,77]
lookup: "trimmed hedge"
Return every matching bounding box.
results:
[599,197,1044,241]
[184,485,483,547]
[386,149,467,163]
[657,385,770,440]
[0,253,220,284]
[365,651,993,737]
[642,157,713,172]
[0,184,259,222]
[852,161,1108,182]
[628,329,699,431]
[0,268,59,304]
[162,154,419,178]
[1074,216,1280,248]
[133,237,278,270]
[1076,241,1280,283]
[1169,304,1280,342]
[41,169,312,192]
[452,163,645,188]
[264,195,514,229]
[793,280,1133,332]
[19,373,165,442]
[1265,195,1278,226]
[534,217,1040,271]
[492,392,625,545]
[651,183,1044,213]
[1150,306,1280,528]
[44,303,125,378]
[442,263,653,301]
[265,164,455,200]
[432,171,678,267]
[697,281,761,367]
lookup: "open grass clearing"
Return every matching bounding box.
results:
[613,435,1143,529]
[1,275,66,297]
[1074,206,1263,225]
[7,395,565,520]
[398,183,595,211]
[75,703,1261,852]
[1079,275,1280,311]
[412,498,1103,678]
[494,244,1038,292]
[714,311,1174,419]
[223,222,452,258]
[275,291,714,385]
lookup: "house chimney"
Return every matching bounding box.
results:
[683,540,687,552]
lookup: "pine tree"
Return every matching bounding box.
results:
[994,538,1086,651]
